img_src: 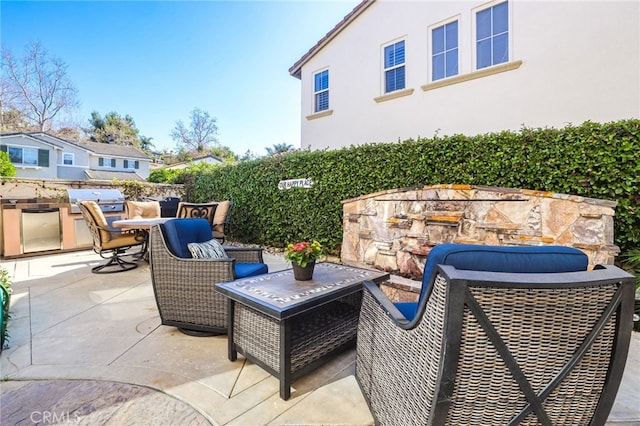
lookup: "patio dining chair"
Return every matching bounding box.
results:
[77,200,143,273]
[125,200,161,219]
[148,218,268,335]
[211,200,232,243]
[356,243,635,425]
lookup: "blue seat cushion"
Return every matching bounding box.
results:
[235,262,268,278]
[161,218,213,258]
[395,302,418,321]
[395,243,589,321]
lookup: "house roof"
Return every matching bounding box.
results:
[288,0,374,79]
[3,132,151,160]
[163,154,224,170]
[72,140,151,160]
[1,132,66,150]
[84,169,146,181]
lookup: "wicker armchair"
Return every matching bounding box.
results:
[77,200,143,273]
[356,244,635,425]
[148,218,268,336]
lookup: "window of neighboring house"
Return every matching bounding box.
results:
[123,160,139,169]
[8,146,37,166]
[99,157,116,168]
[383,40,406,93]
[432,20,459,81]
[314,69,329,113]
[476,1,509,69]
[63,153,74,165]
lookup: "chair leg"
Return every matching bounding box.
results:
[92,250,138,274]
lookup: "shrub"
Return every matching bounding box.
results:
[181,119,640,256]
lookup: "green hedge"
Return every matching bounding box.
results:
[179,119,640,255]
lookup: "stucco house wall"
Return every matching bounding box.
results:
[0,133,59,179]
[291,0,640,150]
[0,133,151,181]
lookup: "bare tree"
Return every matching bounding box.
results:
[171,108,219,153]
[1,41,79,132]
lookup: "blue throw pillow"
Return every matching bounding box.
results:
[396,244,589,322]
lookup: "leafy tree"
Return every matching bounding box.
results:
[171,108,219,153]
[209,146,237,163]
[240,149,260,161]
[139,135,155,152]
[86,111,140,146]
[266,143,294,156]
[0,151,16,177]
[1,41,79,131]
[53,126,81,142]
[0,107,34,133]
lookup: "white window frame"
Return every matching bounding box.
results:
[429,16,460,82]
[382,38,406,94]
[100,157,116,168]
[124,159,137,170]
[8,146,38,166]
[473,0,510,70]
[63,152,74,165]
[313,69,329,113]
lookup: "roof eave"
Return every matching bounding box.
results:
[289,0,374,79]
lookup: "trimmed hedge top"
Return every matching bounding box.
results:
[158,119,640,255]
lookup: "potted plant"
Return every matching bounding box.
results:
[284,240,324,281]
[0,267,12,351]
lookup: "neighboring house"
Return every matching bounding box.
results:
[0,132,152,181]
[289,0,640,150]
[163,154,223,170]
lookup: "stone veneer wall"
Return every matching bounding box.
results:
[341,185,619,279]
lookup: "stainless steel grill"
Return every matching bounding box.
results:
[67,188,125,214]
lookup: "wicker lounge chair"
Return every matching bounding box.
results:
[77,200,143,273]
[356,244,635,425]
[148,218,268,336]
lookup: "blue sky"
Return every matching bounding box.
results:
[1,0,359,156]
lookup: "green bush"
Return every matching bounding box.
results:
[148,167,186,184]
[1,268,12,351]
[0,152,16,177]
[181,119,640,255]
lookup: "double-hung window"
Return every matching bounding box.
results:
[384,40,406,93]
[432,20,459,81]
[314,70,329,113]
[63,153,74,165]
[476,1,509,69]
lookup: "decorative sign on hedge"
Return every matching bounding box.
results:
[278,178,313,190]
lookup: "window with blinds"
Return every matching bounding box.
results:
[314,69,329,113]
[384,40,406,93]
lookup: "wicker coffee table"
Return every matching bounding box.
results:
[215,262,389,400]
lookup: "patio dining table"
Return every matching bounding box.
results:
[112,217,171,260]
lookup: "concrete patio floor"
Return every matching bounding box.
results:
[0,249,638,425]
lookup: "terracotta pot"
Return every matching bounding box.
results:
[292,261,315,281]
